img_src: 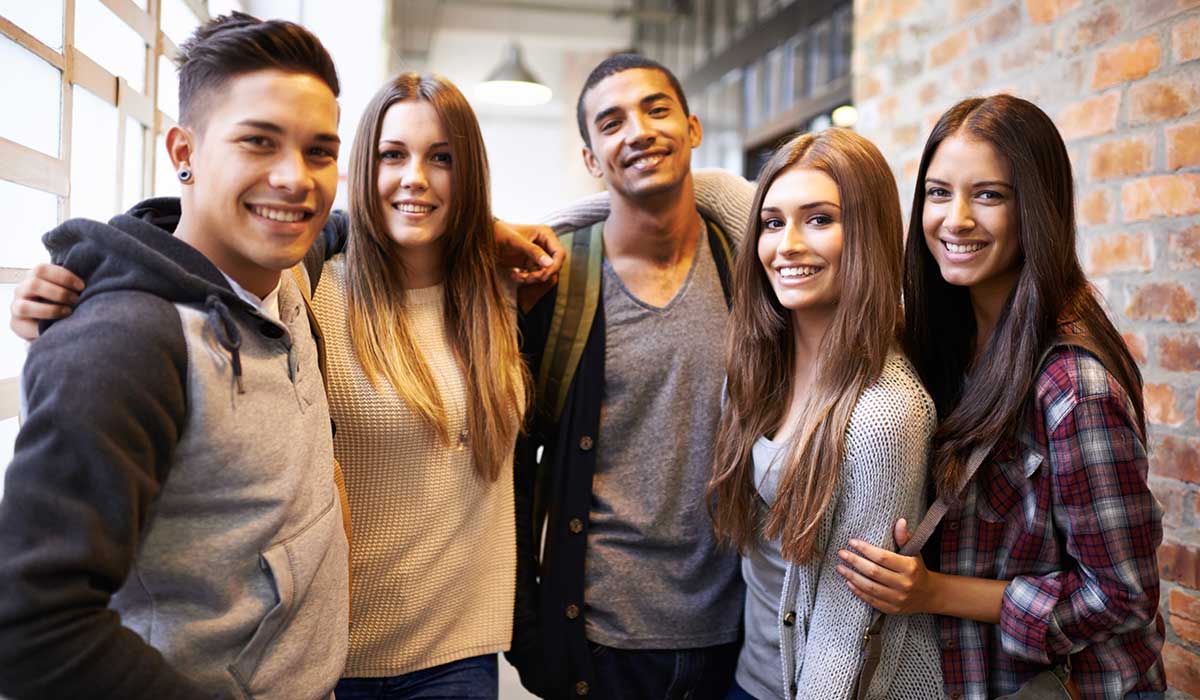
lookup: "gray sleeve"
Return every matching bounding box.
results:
[793,375,937,699]
[0,293,221,700]
[693,167,756,248]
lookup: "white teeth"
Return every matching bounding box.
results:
[631,155,664,169]
[396,203,434,214]
[779,266,821,278]
[250,206,305,223]
[944,240,987,254]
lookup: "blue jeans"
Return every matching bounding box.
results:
[587,641,739,700]
[334,654,498,700]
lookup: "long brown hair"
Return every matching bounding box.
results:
[344,73,527,480]
[708,129,904,562]
[903,95,1145,495]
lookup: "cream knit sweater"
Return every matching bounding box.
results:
[312,255,516,677]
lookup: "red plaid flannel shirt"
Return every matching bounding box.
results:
[937,347,1165,700]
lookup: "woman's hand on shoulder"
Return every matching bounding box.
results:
[493,220,564,285]
[836,518,937,615]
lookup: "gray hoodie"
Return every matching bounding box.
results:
[0,198,349,700]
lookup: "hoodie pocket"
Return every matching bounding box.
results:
[228,497,349,699]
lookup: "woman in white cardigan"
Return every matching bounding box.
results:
[707,128,942,700]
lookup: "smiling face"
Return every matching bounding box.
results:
[757,166,844,316]
[173,69,340,295]
[921,133,1022,304]
[580,68,701,201]
[374,99,453,280]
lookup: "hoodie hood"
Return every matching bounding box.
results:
[43,197,244,310]
[43,197,258,392]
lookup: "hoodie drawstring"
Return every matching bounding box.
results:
[205,294,245,394]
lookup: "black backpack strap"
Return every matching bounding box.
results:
[705,216,735,310]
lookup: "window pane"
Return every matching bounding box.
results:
[0,35,61,157]
[0,0,64,49]
[123,117,144,211]
[0,179,57,268]
[74,0,148,91]
[70,85,119,221]
[154,132,180,198]
[160,0,201,48]
[158,54,179,121]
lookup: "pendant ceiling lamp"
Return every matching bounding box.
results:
[476,43,553,106]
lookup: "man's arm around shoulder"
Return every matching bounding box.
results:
[0,292,219,700]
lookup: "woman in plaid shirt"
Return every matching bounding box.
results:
[835,95,1166,699]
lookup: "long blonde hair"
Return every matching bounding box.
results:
[707,129,904,562]
[344,73,527,480]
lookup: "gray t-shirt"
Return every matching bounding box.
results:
[736,436,789,700]
[584,226,744,649]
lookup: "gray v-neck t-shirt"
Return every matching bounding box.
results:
[584,226,744,649]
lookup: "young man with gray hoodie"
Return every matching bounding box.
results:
[0,14,350,700]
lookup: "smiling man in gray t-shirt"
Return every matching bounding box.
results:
[508,53,752,700]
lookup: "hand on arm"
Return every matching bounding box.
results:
[10,263,84,340]
[838,518,1009,623]
[494,219,564,285]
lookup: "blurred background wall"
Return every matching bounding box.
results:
[0,0,1197,696]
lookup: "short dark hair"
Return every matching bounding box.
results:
[177,11,340,126]
[575,53,689,148]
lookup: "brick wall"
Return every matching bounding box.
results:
[851,0,1200,696]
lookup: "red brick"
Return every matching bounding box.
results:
[1156,480,1186,528]
[930,29,971,68]
[1001,29,1053,72]
[1172,587,1200,623]
[1077,189,1113,226]
[1167,120,1200,170]
[857,73,883,102]
[1126,282,1198,322]
[1128,76,1200,124]
[952,57,991,93]
[1088,136,1153,181]
[975,5,1021,43]
[1091,35,1162,90]
[918,81,940,104]
[878,95,900,123]
[1153,435,1200,483]
[1172,613,1200,646]
[1133,0,1200,30]
[891,123,920,149]
[874,27,902,57]
[1177,15,1200,63]
[1161,540,1200,589]
[1147,383,1187,426]
[1160,333,1200,371]
[1025,0,1080,24]
[1084,232,1153,275]
[953,0,992,19]
[1057,92,1121,140]
[903,156,920,186]
[1164,640,1200,698]
[1056,3,1122,53]
[1169,227,1200,269]
[1121,174,1200,221]
[1122,331,1149,365]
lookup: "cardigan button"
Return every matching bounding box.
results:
[946,521,959,531]
[579,435,594,451]
[575,681,589,696]
[568,518,584,534]
[783,611,796,627]
[565,603,580,619]
[945,639,957,649]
